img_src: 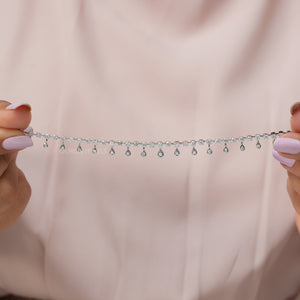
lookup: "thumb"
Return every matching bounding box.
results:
[290,102,300,132]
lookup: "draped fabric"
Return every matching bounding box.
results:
[0,1,300,299]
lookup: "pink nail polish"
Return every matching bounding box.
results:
[24,126,32,133]
[273,138,300,154]
[2,136,33,150]
[5,102,31,111]
[272,149,295,167]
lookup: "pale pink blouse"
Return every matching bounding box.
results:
[0,1,300,299]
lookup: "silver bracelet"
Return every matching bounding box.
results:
[25,130,290,157]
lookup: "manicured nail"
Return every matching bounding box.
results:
[5,102,31,111]
[2,136,33,150]
[290,102,300,115]
[272,149,295,167]
[23,126,33,133]
[273,137,300,154]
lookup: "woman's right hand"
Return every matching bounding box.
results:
[0,100,33,233]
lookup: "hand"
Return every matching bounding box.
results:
[0,100,33,232]
[273,102,300,234]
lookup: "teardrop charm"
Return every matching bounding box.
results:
[43,138,48,148]
[77,144,82,152]
[141,147,147,157]
[207,145,213,155]
[125,147,131,156]
[59,143,65,151]
[240,143,245,151]
[158,148,164,157]
[192,147,198,155]
[256,141,261,149]
[223,144,229,153]
[174,148,180,156]
[92,145,97,154]
[109,147,115,155]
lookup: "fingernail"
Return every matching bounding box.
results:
[273,137,300,154]
[23,126,33,133]
[272,149,295,167]
[2,136,33,150]
[290,102,300,115]
[5,102,31,111]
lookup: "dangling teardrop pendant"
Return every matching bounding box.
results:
[240,142,245,151]
[158,148,164,157]
[141,147,147,157]
[223,143,229,153]
[43,138,48,148]
[109,147,115,155]
[77,144,82,152]
[256,141,261,149]
[59,143,65,151]
[92,145,97,154]
[192,147,198,155]
[125,147,131,156]
[174,148,180,156]
[207,145,213,155]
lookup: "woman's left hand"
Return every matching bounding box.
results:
[273,102,300,234]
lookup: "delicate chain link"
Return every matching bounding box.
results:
[25,129,290,157]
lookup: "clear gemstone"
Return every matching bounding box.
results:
[166,141,171,147]
[158,141,163,147]
[133,141,139,146]
[223,146,229,153]
[59,144,65,151]
[28,131,34,137]
[192,147,198,155]
[174,148,180,156]
[198,139,205,145]
[183,141,189,146]
[43,140,48,148]
[141,150,147,157]
[117,141,123,146]
[207,147,213,155]
[191,140,196,146]
[36,132,41,138]
[69,137,74,142]
[256,141,261,149]
[110,141,115,146]
[77,144,82,152]
[125,149,131,156]
[149,143,155,148]
[240,144,245,151]
[109,147,115,155]
[92,146,97,154]
[125,141,131,147]
[158,149,164,157]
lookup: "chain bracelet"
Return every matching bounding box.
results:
[25,130,290,157]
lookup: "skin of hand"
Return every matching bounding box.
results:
[0,100,33,233]
[273,102,300,234]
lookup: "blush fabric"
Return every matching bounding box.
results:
[0,1,300,299]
